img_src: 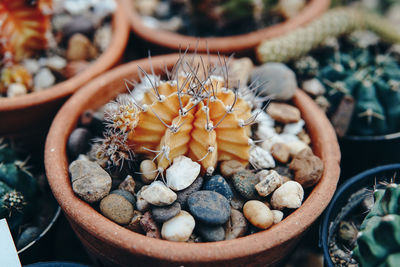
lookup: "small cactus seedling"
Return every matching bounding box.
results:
[352,182,400,267]
[97,54,269,175]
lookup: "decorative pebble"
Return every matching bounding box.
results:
[22,59,40,74]
[286,140,311,156]
[110,189,135,206]
[302,78,326,96]
[62,15,95,40]
[34,68,55,90]
[203,175,233,201]
[45,56,67,72]
[297,129,311,145]
[270,143,290,163]
[271,181,304,210]
[224,209,248,240]
[135,0,159,16]
[140,211,161,239]
[256,124,276,140]
[219,160,245,179]
[69,160,111,203]
[249,146,275,169]
[7,83,27,97]
[255,170,283,197]
[230,190,246,210]
[289,148,324,188]
[232,170,259,200]
[250,63,297,100]
[100,194,134,225]
[261,134,284,151]
[187,191,231,225]
[94,25,112,52]
[267,102,301,124]
[166,156,200,191]
[274,165,293,179]
[135,185,150,212]
[271,210,284,224]
[228,57,254,86]
[243,200,274,229]
[67,128,92,159]
[176,176,203,209]
[140,160,158,184]
[161,211,195,242]
[16,226,41,249]
[196,223,225,242]
[151,202,181,223]
[118,175,136,195]
[125,210,143,233]
[141,181,177,206]
[66,34,97,61]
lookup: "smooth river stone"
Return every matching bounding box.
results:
[203,175,233,201]
[161,211,195,242]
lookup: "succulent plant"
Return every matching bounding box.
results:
[96,55,268,175]
[256,7,400,63]
[0,0,51,62]
[0,140,38,232]
[352,183,400,267]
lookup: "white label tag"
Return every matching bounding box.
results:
[0,219,21,267]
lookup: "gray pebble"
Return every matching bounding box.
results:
[62,15,95,42]
[196,223,225,242]
[232,170,259,200]
[187,191,231,225]
[250,63,297,100]
[176,176,203,209]
[67,128,92,159]
[225,209,248,240]
[69,160,112,203]
[151,202,181,223]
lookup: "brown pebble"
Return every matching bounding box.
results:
[270,143,290,163]
[289,148,324,188]
[119,175,136,195]
[125,211,143,234]
[224,209,248,240]
[140,160,158,184]
[100,194,134,225]
[140,211,161,239]
[267,102,301,123]
[66,33,97,61]
[297,129,311,145]
[220,160,245,179]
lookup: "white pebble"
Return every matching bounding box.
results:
[283,119,305,135]
[243,200,274,229]
[249,146,275,169]
[261,135,284,151]
[45,56,67,71]
[7,83,27,97]
[22,59,40,74]
[271,210,284,224]
[271,181,304,210]
[136,186,150,212]
[256,124,276,140]
[166,156,200,191]
[63,0,91,14]
[140,160,158,184]
[255,170,283,197]
[286,140,311,156]
[161,211,195,242]
[141,181,177,206]
[279,133,299,143]
[34,68,55,90]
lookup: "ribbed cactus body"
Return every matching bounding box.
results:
[353,184,400,267]
[257,7,400,63]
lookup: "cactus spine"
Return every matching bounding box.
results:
[352,183,400,267]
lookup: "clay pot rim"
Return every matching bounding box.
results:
[122,0,330,54]
[45,54,341,263]
[0,0,130,112]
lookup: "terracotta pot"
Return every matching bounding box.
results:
[122,0,330,55]
[45,54,341,267]
[0,0,130,138]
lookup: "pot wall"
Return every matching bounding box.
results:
[45,54,340,267]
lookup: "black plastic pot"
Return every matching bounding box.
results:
[339,133,400,179]
[319,163,400,266]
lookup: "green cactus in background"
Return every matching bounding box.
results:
[352,183,400,267]
[257,7,400,63]
[0,140,38,232]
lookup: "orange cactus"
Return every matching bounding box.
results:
[0,0,52,62]
[103,56,257,175]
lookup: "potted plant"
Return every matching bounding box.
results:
[45,53,340,266]
[256,7,400,177]
[0,0,130,140]
[121,0,330,55]
[320,163,400,266]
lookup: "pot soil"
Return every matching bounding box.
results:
[45,54,340,266]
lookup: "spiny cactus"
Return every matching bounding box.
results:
[257,7,400,63]
[0,140,38,232]
[352,183,400,267]
[97,55,267,175]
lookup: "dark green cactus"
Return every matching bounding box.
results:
[352,183,400,267]
[0,141,38,232]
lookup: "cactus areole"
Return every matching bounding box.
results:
[100,56,258,175]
